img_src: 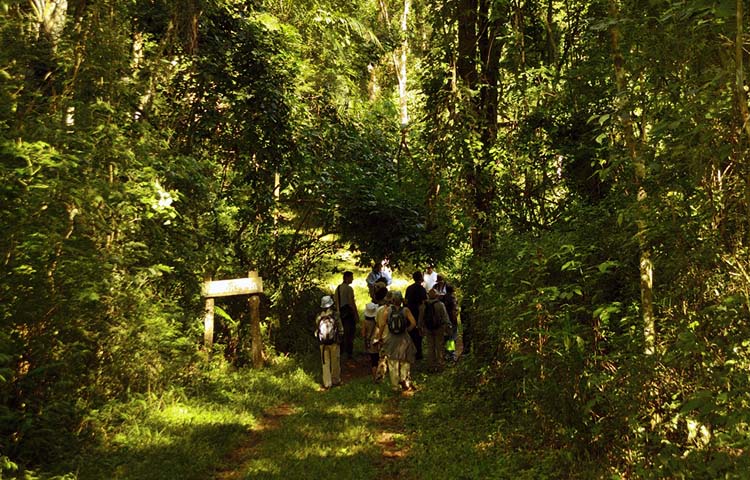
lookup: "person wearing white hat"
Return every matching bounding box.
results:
[315,295,343,389]
[362,302,380,379]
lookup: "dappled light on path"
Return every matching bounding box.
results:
[213,404,296,480]
[211,353,416,479]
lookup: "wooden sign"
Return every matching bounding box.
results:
[202,272,265,368]
[202,273,263,298]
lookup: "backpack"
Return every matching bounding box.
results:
[424,301,439,331]
[387,306,408,335]
[316,312,339,345]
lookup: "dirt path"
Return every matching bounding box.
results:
[213,352,417,480]
[212,403,296,480]
[374,393,414,479]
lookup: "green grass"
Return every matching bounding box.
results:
[400,364,602,480]
[66,357,320,480]
[36,352,602,480]
[45,352,405,480]
[235,370,396,479]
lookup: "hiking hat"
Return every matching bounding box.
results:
[365,302,378,317]
[320,295,334,309]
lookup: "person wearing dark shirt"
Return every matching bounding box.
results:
[405,271,428,361]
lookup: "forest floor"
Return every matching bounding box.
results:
[209,351,419,480]
[210,331,465,480]
[53,339,594,480]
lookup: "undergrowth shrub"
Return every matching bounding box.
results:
[464,202,750,477]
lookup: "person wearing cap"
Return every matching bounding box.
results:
[362,302,380,379]
[372,290,417,391]
[316,295,344,389]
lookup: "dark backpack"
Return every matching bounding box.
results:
[316,313,338,345]
[424,301,439,331]
[387,306,408,334]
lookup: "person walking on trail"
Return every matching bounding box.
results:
[363,302,380,380]
[423,265,438,292]
[434,274,447,300]
[315,295,343,389]
[335,271,358,360]
[420,288,451,372]
[371,284,390,382]
[366,262,392,300]
[405,271,427,361]
[373,290,417,391]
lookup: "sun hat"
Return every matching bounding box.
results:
[365,302,378,317]
[320,295,334,309]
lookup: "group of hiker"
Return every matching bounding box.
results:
[315,262,461,392]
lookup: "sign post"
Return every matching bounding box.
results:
[202,272,264,367]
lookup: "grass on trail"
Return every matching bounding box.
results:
[41,259,596,480]
[62,354,409,480]
[232,362,405,480]
[52,353,596,480]
[69,357,318,480]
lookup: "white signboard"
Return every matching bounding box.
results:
[202,275,263,298]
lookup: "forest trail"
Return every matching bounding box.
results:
[212,403,297,480]
[211,353,416,479]
[373,393,414,479]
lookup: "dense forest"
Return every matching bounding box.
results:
[1,0,750,478]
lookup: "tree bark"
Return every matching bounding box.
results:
[608,0,655,354]
[249,294,264,368]
[735,0,750,139]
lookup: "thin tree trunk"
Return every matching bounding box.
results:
[735,0,750,139]
[608,0,655,354]
[398,0,410,127]
[378,0,411,169]
[249,294,264,368]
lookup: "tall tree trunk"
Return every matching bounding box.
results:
[457,0,478,88]
[379,0,411,169]
[735,0,750,140]
[608,0,655,354]
[457,0,502,255]
[734,0,750,241]
[397,0,411,127]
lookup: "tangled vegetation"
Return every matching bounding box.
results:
[1,0,749,478]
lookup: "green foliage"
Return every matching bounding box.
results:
[1,0,749,477]
[66,356,320,480]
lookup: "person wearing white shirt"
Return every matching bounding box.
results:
[423,265,438,291]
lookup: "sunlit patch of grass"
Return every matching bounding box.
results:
[238,374,391,480]
[71,358,320,480]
